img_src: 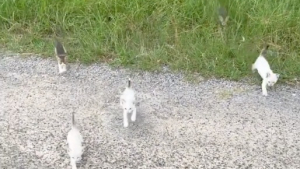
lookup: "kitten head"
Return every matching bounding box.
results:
[266,72,280,86]
[68,147,83,163]
[260,44,269,57]
[69,153,82,163]
[218,7,229,26]
[120,98,135,114]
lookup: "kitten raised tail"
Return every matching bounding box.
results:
[260,44,269,57]
[67,112,83,169]
[72,111,75,126]
[120,78,136,127]
[252,45,280,96]
[54,39,68,74]
[128,78,131,88]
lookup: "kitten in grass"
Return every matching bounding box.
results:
[252,45,280,96]
[54,39,68,74]
[120,78,136,128]
[67,112,83,169]
[218,7,229,27]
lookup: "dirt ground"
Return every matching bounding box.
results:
[0,54,299,169]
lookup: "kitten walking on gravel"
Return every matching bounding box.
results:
[252,45,280,96]
[54,39,68,74]
[67,112,83,169]
[120,78,136,128]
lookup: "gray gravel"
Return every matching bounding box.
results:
[0,52,300,169]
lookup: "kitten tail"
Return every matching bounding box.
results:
[128,78,131,88]
[72,112,75,127]
[260,44,269,57]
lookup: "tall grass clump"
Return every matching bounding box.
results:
[0,0,299,81]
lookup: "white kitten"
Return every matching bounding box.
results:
[54,39,68,74]
[67,112,83,169]
[252,45,280,96]
[120,78,136,128]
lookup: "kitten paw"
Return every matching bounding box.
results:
[263,92,268,96]
[124,122,129,128]
[59,70,67,74]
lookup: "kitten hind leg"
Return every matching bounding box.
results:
[262,79,268,96]
[131,106,136,122]
[123,111,128,127]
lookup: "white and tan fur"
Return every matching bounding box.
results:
[67,112,83,169]
[218,7,229,27]
[252,45,280,96]
[54,39,68,74]
[120,78,136,128]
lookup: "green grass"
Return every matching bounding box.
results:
[0,0,300,81]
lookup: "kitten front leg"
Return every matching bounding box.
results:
[262,79,268,96]
[123,110,128,127]
[57,60,61,71]
[57,62,64,74]
[58,64,62,73]
[70,158,77,169]
[131,106,136,122]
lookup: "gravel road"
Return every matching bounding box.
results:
[0,53,299,169]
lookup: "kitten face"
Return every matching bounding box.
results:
[121,99,135,114]
[70,153,82,163]
[120,86,136,114]
[266,73,279,86]
[68,144,83,165]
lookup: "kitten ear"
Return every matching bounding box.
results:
[218,16,224,23]
[276,74,280,79]
[266,72,271,78]
[81,146,85,152]
[120,99,125,105]
[225,16,229,21]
